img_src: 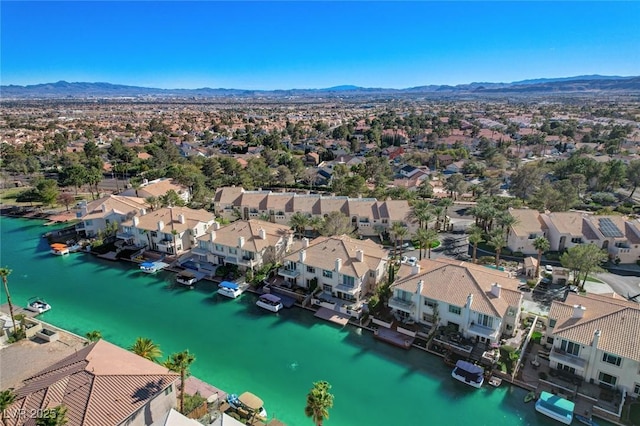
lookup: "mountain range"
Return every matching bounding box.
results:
[2,75,639,99]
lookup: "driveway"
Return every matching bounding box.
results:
[594,272,640,300]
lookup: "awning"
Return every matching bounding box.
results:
[238,392,263,410]
[141,262,155,268]
[220,281,239,290]
[51,243,67,249]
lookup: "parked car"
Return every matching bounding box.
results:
[545,265,553,273]
[407,256,418,266]
[400,256,408,264]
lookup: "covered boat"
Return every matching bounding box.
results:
[176,270,198,286]
[535,391,574,425]
[227,392,267,419]
[218,281,243,299]
[50,243,69,255]
[25,297,51,314]
[451,360,484,388]
[256,293,283,312]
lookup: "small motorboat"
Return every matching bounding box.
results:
[218,281,244,299]
[176,270,198,287]
[25,297,51,314]
[50,243,69,255]
[227,392,267,419]
[575,414,599,426]
[488,376,502,387]
[256,293,283,312]
[524,391,537,403]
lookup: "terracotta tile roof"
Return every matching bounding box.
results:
[266,193,294,212]
[238,192,269,210]
[284,235,387,278]
[81,195,147,221]
[199,219,291,253]
[542,212,586,236]
[347,199,377,218]
[509,208,544,237]
[136,178,187,198]
[549,293,640,362]
[213,187,244,204]
[122,206,215,233]
[8,340,178,426]
[319,198,349,216]
[292,195,321,214]
[392,258,522,318]
[376,200,411,223]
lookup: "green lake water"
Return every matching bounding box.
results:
[1,217,561,426]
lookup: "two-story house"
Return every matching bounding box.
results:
[278,235,388,305]
[195,219,293,271]
[121,177,191,203]
[77,195,148,238]
[120,207,216,255]
[545,293,640,399]
[506,208,547,255]
[539,211,600,252]
[389,259,523,344]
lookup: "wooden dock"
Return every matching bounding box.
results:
[314,307,350,326]
[374,326,415,349]
[1,303,39,319]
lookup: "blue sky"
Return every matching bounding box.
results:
[1,1,639,89]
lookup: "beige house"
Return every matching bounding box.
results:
[6,339,178,426]
[545,293,640,399]
[212,187,416,237]
[279,235,388,305]
[506,208,546,255]
[77,195,147,238]
[121,178,190,203]
[389,259,523,344]
[194,219,293,271]
[121,207,216,255]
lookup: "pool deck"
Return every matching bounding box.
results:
[314,307,350,326]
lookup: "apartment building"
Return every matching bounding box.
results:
[506,208,546,255]
[389,259,523,344]
[194,219,293,271]
[77,194,148,237]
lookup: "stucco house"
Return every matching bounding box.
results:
[506,208,546,255]
[77,195,148,238]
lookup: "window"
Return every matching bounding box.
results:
[477,313,494,328]
[571,237,583,244]
[397,290,412,302]
[307,266,315,273]
[557,363,576,374]
[634,384,640,395]
[370,270,376,278]
[424,298,437,309]
[323,270,333,278]
[602,352,622,367]
[164,384,173,395]
[342,275,355,288]
[598,372,617,386]
[449,305,461,315]
[85,219,93,226]
[322,284,332,292]
[214,244,224,252]
[549,319,556,328]
[528,233,537,239]
[229,248,237,255]
[199,240,208,250]
[560,339,580,356]
[547,337,554,345]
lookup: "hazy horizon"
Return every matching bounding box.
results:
[2,2,639,90]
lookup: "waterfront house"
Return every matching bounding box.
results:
[121,177,191,204]
[121,207,216,255]
[544,293,640,400]
[506,208,546,255]
[77,194,148,238]
[6,339,178,426]
[389,259,523,344]
[195,219,293,271]
[278,235,388,305]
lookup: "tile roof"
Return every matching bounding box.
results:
[213,187,244,204]
[392,258,522,318]
[284,235,387,278]
[509,208,544,237]
[542,212,586,236]
[136,178,188,198]
[549,293,640,362]
[122,206,215,233]
[199,219,291,253]
[8,340,178,426]
[81,195,147,221]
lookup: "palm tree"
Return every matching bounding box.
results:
[164,350,195,414]
[0,389,17,426]
[0,267,18,338]
[85,330,102,343]
[496,211,519,243]
[289,212,310,239]
[304,381,334,426]
[487,229,506,268]
[130,337,162,362]
[467,226,484,264]
[406,200,431,230]
[533,236,551,278]
[35,405,68,426]
[390,222,408,259]
[432,206,444,231]
[423,229,438,259]
[438,198,454,230]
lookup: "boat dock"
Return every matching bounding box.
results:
[314,307,350,326]
[0,304,39,319]
[374,326,415,349]
[268,290,296,308]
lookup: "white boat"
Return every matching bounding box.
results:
[50,243,69,255]
[218,281,244,299]
[451,360,484,388]
[488,376,502,387]
[227,392,267,419]
[256,293,283,312]
[67,243,82,253]
[25,297,51,314]
[535,391,574,425]
[176,270,198,286]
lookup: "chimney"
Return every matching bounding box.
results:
[299,249,306,263]
[238,236,245,248]
[133,216,140,227]
[412,264,421,275]
[491,283,502,298]
[572,304,586,319]
[356,249,364,262]
[212,221,220,230]
[157,221,164,231]
[178,214,186,224]
[140,208,147,215]
[335,258,342,272]
[593,329,601,347]
[259,228,266,240]
[210,231,216,242]
[466,293,474,308]
[101,203,107,212]
[302,238,309,248]
[416,279,424,294]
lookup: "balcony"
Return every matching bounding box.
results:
[278,268,300,278]
[550,347,587,369]
[467,323,500,340]
[156,240,174,251]
[388,297,414,313]
[336,283,360,294]
[116,231,135,241]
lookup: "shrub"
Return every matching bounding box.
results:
[538,371,548,380]
[531,331,542,344]
[526,280,537,288]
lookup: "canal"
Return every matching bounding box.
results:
[1,217,557,425]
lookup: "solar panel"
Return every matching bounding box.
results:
[598,218,624,238]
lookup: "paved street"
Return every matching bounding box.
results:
[594,272,640,300]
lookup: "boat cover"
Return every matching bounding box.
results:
[537,391,575,416]
[141,262,155,268]
[259,294,281,303]
[220,281,239,290]
[238,392,264,410]
[455,360,483,375]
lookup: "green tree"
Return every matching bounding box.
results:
[34,178,60,207]
[626,159,640,198]
[0,267,19,338]
[35,405,68,426]
[320,212,354,237]
[390,221,408,259]
[130,337,162,362]
[85,330,102,343]
[304,381,334,426]
[416,228,438,259]
[406,200,432,230]
[0,389,17,426]
[487,229,506,267]
[560,244,608,289]
[57,192,75,212]
[164,350,196,414]
[467,225,484,264]
[532,237,550,278]
[289,212,310,239]
[60,164,87,195]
